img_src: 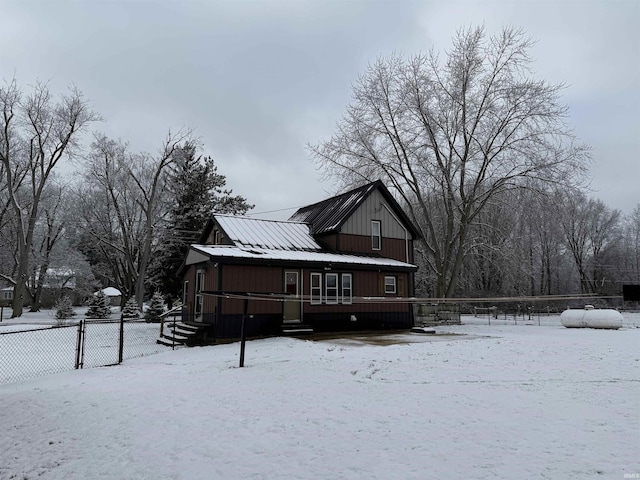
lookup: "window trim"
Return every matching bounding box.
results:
[195,270,205,318]
[372,220,381,250]
[325,273,339,304]
[310,273,322,305]
[384,275,397,295]
[341,273,352,304]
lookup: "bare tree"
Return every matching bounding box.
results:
[310,26,590,297]
[28,182,67,311]
[0,79,98,316]
[623,205,640,284]
[77,131,190,307]
[561,190,622,294]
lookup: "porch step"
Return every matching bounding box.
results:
[282,324,314,335]
[157,321,208,347]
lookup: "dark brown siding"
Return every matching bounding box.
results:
[335,233,412,263]
[315,233,338,251]
[220,265,283,315]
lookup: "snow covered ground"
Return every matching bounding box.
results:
[1,313,638,479]
[0,309,169,384]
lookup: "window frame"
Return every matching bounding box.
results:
[325,273,339,304]
[310,273,322,305]
[372,220,381,250]
[341,273,352,304]
[384,275,397,295]
[195,270,205,317]
[183,281,189,306]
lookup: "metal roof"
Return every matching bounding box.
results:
[289,182,378,234]
[215,215,322,250]
[289,180,421,238]
[190,245,417,270]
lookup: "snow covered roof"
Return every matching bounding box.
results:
[98,287,122,297]
[189,245,417,270]
[215,215,322,250]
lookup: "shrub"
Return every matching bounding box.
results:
[86,290,112,319]
[121,297,141,320]
[54,295,76,325]
[144,292,165,323]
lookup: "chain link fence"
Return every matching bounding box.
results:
[0,318,170,385]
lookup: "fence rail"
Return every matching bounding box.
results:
[0,317,169,385]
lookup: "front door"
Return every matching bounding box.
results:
[283,270,301,323]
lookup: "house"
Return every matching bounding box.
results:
[179,180,420,340]
[0,287,13,306]
[96,287,122,306]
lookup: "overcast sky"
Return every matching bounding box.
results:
[1,0,638,219]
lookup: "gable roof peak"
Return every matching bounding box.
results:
[288,180,419,238]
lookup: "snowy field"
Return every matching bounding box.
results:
[1,313,638,479]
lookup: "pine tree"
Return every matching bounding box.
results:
[144,292,165,323]
[121,297,141,320]
[86,290,112,319]
[148,142,253,303]
[54,295,76,324]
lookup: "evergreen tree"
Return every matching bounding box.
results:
[86,290,112,319]
[144,292,165,323]
[148,142,253,303]
[121,297,141,320]
[54,295,76,324]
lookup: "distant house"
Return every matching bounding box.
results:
[179,181,420,339]
[96,287,122,306]
[0,287,13,306]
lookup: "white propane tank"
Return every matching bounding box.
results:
[560,305,623,330]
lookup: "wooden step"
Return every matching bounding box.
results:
[282,324,314,335]
[157,336,186,347]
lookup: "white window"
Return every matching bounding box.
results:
[372,220,381,250]
[384,276,396,295]
[325,273,338,304]
[310,273,322,305]
[341,274,352,304]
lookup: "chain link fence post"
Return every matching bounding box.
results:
[118,314,124,364]
[75,319,85,369]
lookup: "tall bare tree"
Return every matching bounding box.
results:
[0,79,98,316]
[561,190,622,294]
[624,205,640,285]
[77,131,190,307]
[310,26,590,297]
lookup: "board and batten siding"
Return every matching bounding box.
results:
[220,264,283,315]
[337,234,411,264]
[341,189,409,240]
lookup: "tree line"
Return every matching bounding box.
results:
[0,79,251,317]
[311,26,639,300]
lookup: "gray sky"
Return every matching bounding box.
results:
[1,0,638,218]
